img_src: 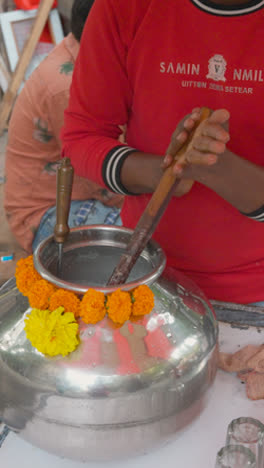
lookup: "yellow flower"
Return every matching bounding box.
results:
[80,289,106,324]
[27,279,56,309]
[24,307,79,357]
[49,289,80,317]
[131,285,155,316]
[16,264,42,296]
[107,289,132,324]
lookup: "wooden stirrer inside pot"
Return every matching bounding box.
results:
[107,107,211,286]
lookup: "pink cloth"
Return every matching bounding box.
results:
[219,345,264,400]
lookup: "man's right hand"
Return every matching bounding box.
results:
[163,107,230,197]
[162,108,202,197]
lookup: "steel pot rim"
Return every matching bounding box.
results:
[33,225,167,294]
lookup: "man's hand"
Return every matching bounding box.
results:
[163,108,230,197]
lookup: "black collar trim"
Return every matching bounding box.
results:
[190,0,264,15]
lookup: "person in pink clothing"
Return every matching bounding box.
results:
[4,0,123,254]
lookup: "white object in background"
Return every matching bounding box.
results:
[0,8,64,82]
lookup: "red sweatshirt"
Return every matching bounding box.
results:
[62,0,264,303]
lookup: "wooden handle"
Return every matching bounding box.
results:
[54,158,74,244]
[107,107,211,286]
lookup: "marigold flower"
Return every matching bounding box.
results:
[131,285,155,316]
[24,307,79,357]
[107,289,132,324]
[16,265,42,296]
[79,289,106,324]
[27,279,56,309]
[16,255,34,275]
[49,289,81,317]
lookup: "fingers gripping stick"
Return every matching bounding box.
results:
[107,107,211,286]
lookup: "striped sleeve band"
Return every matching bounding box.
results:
[102,145,138,195]
[240,205,264,222]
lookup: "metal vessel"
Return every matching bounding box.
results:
[0,226,218,461]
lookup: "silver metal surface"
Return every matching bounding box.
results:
[57,242,63,276]
[0,226,218,461]
[34,225,166,294]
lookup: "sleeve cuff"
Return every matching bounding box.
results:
[240,205,264,222]
[102,145,138,195]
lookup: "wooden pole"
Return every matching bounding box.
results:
[0,0,55,135]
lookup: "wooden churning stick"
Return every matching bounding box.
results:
[107,107,211,286]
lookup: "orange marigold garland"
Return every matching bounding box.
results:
[80,289,106,324]
[131,284,155,317]
[49,289,81,318]
[16,255,34,275]
[15,255,156,356]
[106,289,132,324]
[15,263,42,296]
[27,279,56,309]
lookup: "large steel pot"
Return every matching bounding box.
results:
[0,226,218,461]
